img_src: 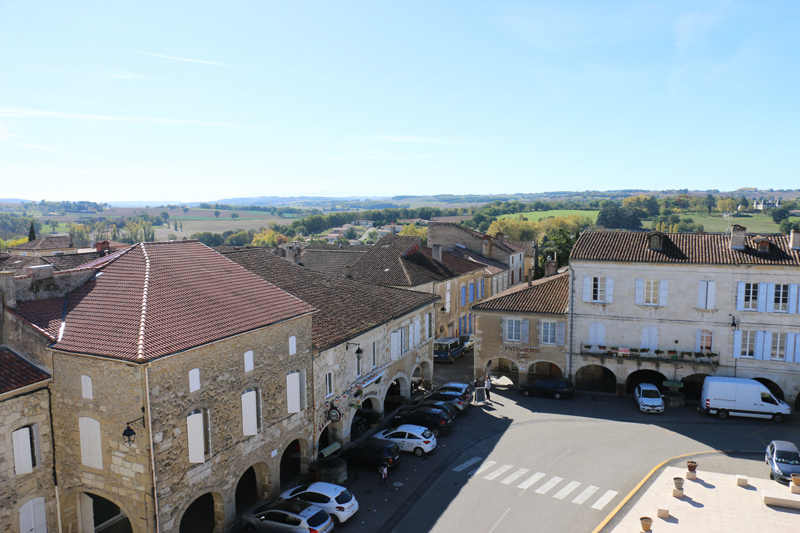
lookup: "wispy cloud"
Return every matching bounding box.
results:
[0,138,151,170]
[673,3,729,52]
[135,51,232,67]
[307,152,531,164]
[358,134,472,145]
[0,106,265,129]
[95,70,152,80]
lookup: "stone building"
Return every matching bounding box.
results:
[221,247,439,452]
[2,241,318,532]
[471,272,569,384]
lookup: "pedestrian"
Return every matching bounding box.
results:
[378,462,388,487]
[485,375,491,401]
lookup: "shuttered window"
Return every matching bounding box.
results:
[79,417,103,469]
[244,351,254,372]
[189,368,201,392]
[81,375,93,399]
[289,336,297,355]
[13,426,35,475]
[287,372,302,413]
[187,409,209,463]
[241,389,259,436]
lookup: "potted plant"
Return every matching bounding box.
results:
[655,349,664,355]
[631,348,640,354]
[584,345,591,351]
[667,349,677,355]
[640,517,653,531]
[598,345,606,351]
[687,460,697,473]
[681,352,692,359]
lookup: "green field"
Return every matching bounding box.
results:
[645,212,783,234]
[500,210,600,222]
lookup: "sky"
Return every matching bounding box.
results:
[1,1,798,203]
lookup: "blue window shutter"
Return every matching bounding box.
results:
[556,322,565,346]
[460,286,466,306]
[697,281,707,309]
[606,277,614,303]
[762,332,772,359]
[789,284,799,314]
[755,331,764,359]
[733,330,742,358]
[766,283,776,313]
[480,279,484,299]
[583,276,591,302]
[659,279,668,306]
[786,333,795,363]
[635,279,644,305]
[736,282,745,311]
[469,283,474,303]
[757,283,767,313]
[521,320,529,344]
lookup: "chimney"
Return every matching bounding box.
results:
[730,225,747,250]
[791,229,800,251]
[27,265,55,279]
[344,265,351,278]
[431,244,443,264]
[293,246,301,264]
[95,240,110,255]
[528,267,534,286]
[544,255,558,277]
[495,232,504,243]
[482,235,491,258]
[0,270,17,309]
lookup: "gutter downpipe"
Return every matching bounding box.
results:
[568,265,575,381]
[144,365,160,532]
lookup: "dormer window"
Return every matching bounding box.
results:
[752,236,772,253]
[758,242,769,253]
[646,232,664,251]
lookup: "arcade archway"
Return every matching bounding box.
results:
[575,365,617,393]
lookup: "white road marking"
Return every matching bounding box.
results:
[553,481,581,500]
[572,485,599,505]
[535,476,563,495]
[517,472,545,490]
[452,457,482,472]
[469,460,497,476]
[591,490,618,510]
[488,507,511,533]
[501,468,530,485]
[484,464,513,480]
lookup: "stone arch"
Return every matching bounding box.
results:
[526,361,564,383]
[280,438,310,488]
[681,373,711,401]
[71,490,137,533]
[180,491,224,533]
[625,369,668,395]
[412,361,433,391]
[753,377,785,401]
[350,396,381,442]
[575,364,617,393]
[235,462,271,515]
[384,374,410,411]
[482,357,521,387]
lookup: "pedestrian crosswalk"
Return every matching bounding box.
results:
[452,456,619,511]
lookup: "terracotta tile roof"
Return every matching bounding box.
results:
[448,247,508,275]
[349,235,483,287]
[10,235,76,251]
[571,230,800,265]
[0,347,51,394]
[471,272,569,315]
[0,253,45,273]
[303,243,372,252]
[11,241,316,361]
[221,248,438,350]
[507,240,536,254]
[299,248,369,277]
[42,251,102,271]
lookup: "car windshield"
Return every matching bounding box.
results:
[306,510,329,527]
[434,343,450,351]
[335,490,353,504]
[775,451,800,465]
[642,390,661,398]
[421,428,433,438]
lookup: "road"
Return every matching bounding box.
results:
[335,354,800,533]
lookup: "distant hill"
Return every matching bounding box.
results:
[0,198,31,204]
[210,196,370,206]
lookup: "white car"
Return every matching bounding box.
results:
[373,424,437,456]
[279,482,359,523]
[635,383,665,413]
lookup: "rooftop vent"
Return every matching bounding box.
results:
[730,225,747,251]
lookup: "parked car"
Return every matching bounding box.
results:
[435,381,475,402]
[240,499,333,533]
[397,400,459,420]
[374,424,437,456]
[422,390,468,411]
[634,383,665,413]
[433,337,465,363]
[341,439,402,469]
[701,376,791,422]
[518,378,574,399]
[765,440,800,483]
[279,482,359,523]
[460,334,475,353]
[392,406,454,436]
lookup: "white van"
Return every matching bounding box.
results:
[701,377,791,423]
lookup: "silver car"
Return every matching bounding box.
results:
[240,499,333,532]
[765,440,800,483]
[279,481,359,523]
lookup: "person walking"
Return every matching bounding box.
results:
[378,462,389,487]
[484,375,491,401]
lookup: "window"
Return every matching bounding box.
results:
[81,375,93,399]
[641,326,659,351]
[325,372,333,397]
[445,291,451,313]
[286,371,305,413]
[19,497,46,533]
[592,277,605,302]
[289,336,297,355]
[399,325,409,353]
[460,286,466,306]
[356,350,363,377]
[635,278,667,306]
[12,425,39,475]
[743,283,758,311]
[468,283,475,303]
[588,322,605,346]
[425,313,432,339]
[506,319,521,342]
[79,417,103,469]
[583,276,613,303]
[741,330,756,357]
[774,284,790,313]
[772,332,786,360]
[697,330,713,354]
[697,281,716,310]
[241,389,260,436]
[189,368,201,392]
[372,342,377,369]
[644,279,659,305]
[244,351,254,373]
[541,321,556,345]
[187,409,211,463]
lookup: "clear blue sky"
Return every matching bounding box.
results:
[1,1,798,203]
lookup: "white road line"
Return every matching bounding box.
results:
[591,490,618,510]
[553,481,581,500]
[572,485,599,505]
[517,472,545,490]
[501,468,530,485]
[452,457,483,472]
[484,464,513,480]
[469,460,497,476]
[488,507,511,533]
[535,476,563,495]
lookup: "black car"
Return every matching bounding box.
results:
[340,439,402,468]
[392,406,454,436]
[518,378,574,399]
[421,390,468,412]
[397,400,459,419]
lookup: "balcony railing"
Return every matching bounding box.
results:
[579,345,720,365]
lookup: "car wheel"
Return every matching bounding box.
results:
[716,409,728,420]
[554,392,562,400]
[521,390,529,397]
[414,447,425,457]
[772,413,785,423]
[432,427,441,437]
[769,471,774,480]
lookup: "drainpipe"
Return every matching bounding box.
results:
[144,365,160,532]
[568,265,575,381]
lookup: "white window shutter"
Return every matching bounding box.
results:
[391,331,400,359]
[706,281,715,309]
[424,314,430,339]
[20,497,47,533]
[81,375,93,399]
[556,322,565,346]
[736,282,745,311]
[414,319,421,346]
[789,284,799,314]
[79,417,103,469]
[695,330,702,352]
[583,276,591,302]
[754,331,765,359]
[445,291,451,312]
[697,281,707,309]
[286,372,301,413]
[589,322,605,346]
[242,391,257,436]
[13,427,33,475]
[757,283,767,312]
[537,320,543,344]
[299,371,307,409]
[786,333,795,363]
[635,279,644,305]
[521,320,529,344]
[244,351,254,372]
[501,318,505,341]
[733,330,742,358]
[606,277,614,303]
[189,368,200,392]
[187,412,205,463]
[289,336,297,355]
[766,283,776,313]
[659,279,668,306]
